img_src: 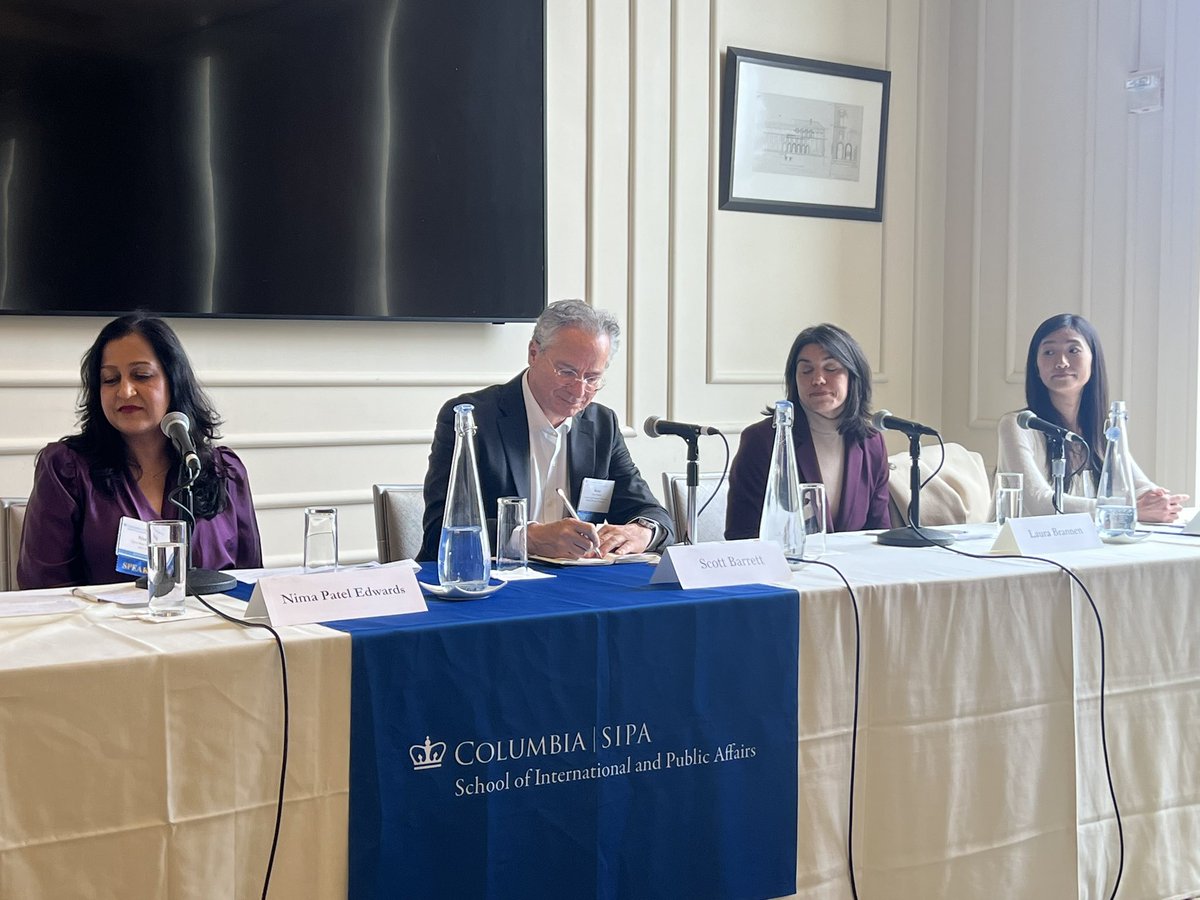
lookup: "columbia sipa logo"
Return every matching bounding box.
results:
[410,736,447,770]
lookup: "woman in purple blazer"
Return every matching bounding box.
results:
[18,313,262,589]
[725,323,892,539]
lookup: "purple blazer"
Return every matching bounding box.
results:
[724,413,892,539]
[17,442,263,590]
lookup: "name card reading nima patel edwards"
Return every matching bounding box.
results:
[989,512,1103,556]
[246,562,427,625]
[651,539,792,589]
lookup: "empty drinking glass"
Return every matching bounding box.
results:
[495,497,529,573]
[799,483,828,558]
[304,507,338,573]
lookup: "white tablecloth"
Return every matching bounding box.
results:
[785,530,1200,900]
[4,532,1198,900]
[0,591,350,899]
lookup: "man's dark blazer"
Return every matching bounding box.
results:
[724,412,892,540]
[420,373,675,561]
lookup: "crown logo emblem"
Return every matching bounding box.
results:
[410,736,447,770]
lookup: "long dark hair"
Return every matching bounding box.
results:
[60,312,230,517]
[1023,313,1107,475]
[765,323,876,443]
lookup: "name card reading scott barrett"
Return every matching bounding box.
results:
[245,561,427,625]
[989,512,1103,556]
[650,539,792,589]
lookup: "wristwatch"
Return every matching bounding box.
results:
[630,517,662,550]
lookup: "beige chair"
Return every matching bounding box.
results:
[886,443,991,526]
[1,497,29,592]
[372,484,425,563]
[660,472,729,544]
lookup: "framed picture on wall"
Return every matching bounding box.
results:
[719,47,891,221]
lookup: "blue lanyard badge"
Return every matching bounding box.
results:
[115,516,149,577]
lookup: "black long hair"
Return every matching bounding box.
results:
[60,312,230,518]
[1023,313,1107,475]
[766,323,876,443]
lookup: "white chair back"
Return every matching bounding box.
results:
[1,497,29,592]
[886,443,991,526]
[372,484,425,563]
[660,473,729,544]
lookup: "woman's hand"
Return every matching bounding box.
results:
[1136,488,1189,523]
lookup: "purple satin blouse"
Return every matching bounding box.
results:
[17,442,263,590]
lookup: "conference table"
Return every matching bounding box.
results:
[3,529,1199,899]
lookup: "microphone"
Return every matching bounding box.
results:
[642,416,722,440]
[1016,410,1084,443]
[160,411,202,475]
[870,410,940,437]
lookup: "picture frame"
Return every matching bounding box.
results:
[718,48,891,221]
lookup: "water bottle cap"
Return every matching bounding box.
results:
[453,403,477,433]
[772,400,794,428]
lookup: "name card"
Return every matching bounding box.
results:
[246,561,427,625]
[990,512,1103,555]
[1182,511,1200,535]
[650,540,792,589]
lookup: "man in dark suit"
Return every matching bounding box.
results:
[420,300,674,561]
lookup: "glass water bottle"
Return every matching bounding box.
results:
[1095,400,1137,538]
[759,400,806,566]
[438,403,492,589]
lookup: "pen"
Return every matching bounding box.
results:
[556,488,602,558]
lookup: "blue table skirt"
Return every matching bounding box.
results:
[324,562,799,900]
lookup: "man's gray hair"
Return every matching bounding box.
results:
[531,299,621,356]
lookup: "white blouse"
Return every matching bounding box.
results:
[995,410,1155,516]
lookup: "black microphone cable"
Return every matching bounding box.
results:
[905,529,1125,900]
[919,434,947,491]
[166,482,290,900]
[799,557,863,900]
[695,431,732,523]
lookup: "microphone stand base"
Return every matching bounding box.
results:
[876,526,956,547]
[187,568,238,596]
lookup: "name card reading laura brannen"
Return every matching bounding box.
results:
[650,539,792,589]
[245,562,427,625]
[989,512,1103,556]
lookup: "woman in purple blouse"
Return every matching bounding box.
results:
[725,323,892,539]
[17,313,263,589]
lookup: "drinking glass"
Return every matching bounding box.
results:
[304,507,339,573]
[799,483,828,559]
[147,520,188,617]
[994,473,1024,525]
[495,497,529,573]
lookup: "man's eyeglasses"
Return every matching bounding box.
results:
[551,363,606,391]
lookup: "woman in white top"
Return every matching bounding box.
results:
[996,313,1187,520]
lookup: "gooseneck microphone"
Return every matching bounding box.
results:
[160,411,201,475]
[870,410,940,438]
[1016,409,1083,443]
[642,416,722,439]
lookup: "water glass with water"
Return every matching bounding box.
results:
[495,497,529,573]
[147,520,188,617]
[994,472,1024,525]
[799,483,828,558]
[304,507,338,572]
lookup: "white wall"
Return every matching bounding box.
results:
[1,0,940,566]
[4,0,1196,567]
[939,0,1200,495]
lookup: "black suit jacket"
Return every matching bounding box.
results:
[419,373,675,561]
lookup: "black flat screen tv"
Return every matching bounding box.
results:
[0,0,545,321]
